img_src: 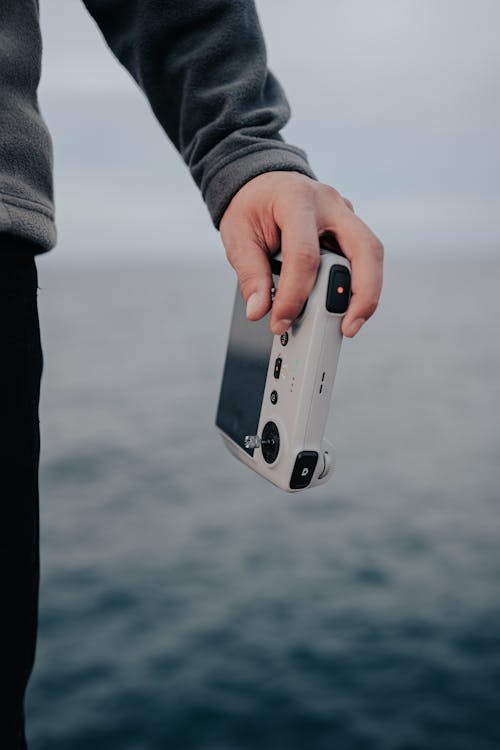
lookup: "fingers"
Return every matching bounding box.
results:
[317,195,383,337]
[219,172,383,340]
[224,235,273,320]
[273,187,382,338]
[270,208,320,335]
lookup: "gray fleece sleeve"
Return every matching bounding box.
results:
[81,0,316,227]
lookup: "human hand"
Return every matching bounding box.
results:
[219,171,383,337]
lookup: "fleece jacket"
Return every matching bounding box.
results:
[0,0,316,254]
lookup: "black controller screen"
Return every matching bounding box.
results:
[216,286,274,456]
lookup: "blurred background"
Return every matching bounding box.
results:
[27,1,500,748]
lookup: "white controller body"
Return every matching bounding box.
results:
[216,249,351,492]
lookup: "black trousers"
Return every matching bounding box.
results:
[0,235,43,749]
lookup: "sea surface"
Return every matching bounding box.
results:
[26,255,500,750]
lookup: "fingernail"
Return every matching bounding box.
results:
[272,319,292,335]
[246,292,261,319]
[347,318,366,337]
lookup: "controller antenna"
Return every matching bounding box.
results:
[244,435,261,449]
[244,434,277,450]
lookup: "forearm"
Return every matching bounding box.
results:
[81,0,315,225]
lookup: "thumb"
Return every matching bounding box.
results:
[225,238,273,321]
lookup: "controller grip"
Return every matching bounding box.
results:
[317,440,336,483]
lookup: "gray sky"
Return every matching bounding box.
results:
[38,0,500,264]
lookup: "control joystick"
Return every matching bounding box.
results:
[244,421,280,464]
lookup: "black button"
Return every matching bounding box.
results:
[270,257,282,276]
[280,332,289,346]
[326,265,351,314]
[273,357,282,379]
[270,390,278,405]
[289,451,319,489]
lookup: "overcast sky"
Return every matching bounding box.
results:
[38,0,500,264]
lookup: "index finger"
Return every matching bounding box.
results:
[270,208,320,335]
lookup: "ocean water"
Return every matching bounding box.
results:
[26,256,500,750]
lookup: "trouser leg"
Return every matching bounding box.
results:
[0,239,43,749]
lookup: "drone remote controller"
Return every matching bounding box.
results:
[215,248,351,492]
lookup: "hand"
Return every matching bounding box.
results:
[219,171,383,337]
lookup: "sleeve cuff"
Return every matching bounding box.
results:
[202,145,317,228]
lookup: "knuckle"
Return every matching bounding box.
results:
[319,183,342,203]
[224,243,239,267]
[315,181,333,196]
[371,238,384,262]
[295,247,320,273]
[363,296,379,318]
[237,268,259,292]
[284,180,314,206]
